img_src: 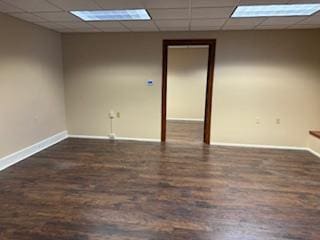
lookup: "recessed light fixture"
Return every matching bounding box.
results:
[232,4,320,18]
[70,9,151,21]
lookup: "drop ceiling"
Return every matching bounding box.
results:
[0,0,319,32]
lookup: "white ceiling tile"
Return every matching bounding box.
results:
[10,13,47,22]
[143,0,190,9]
[256,24,288,29]
[3,0,61,12]
[4,0,319,32]
[312,12,320,17]
[121,20,158,30]
[88,21,128,32]
[288,0,320,3]
[261,17,305,26]
[70,28,101,32]
[55,29,74,32]
[47,0,101,11]
[155,19,189,27]
[191,18,226,27]
[36,22,73,32]
[192,0,239,8]
[239,0,289,4]
[223,24,255,30]
[192,7,234,19]
[0,1,23,12]
[94,0,145,9]
[130,28,159,32]
[36,21,66,29]
[55,29,72,32]
[149,8,190,19]
[100,28,129,32]
[299,15,320,25]
[288,24,320,29]
[35,12,81,22]
[88,21,124,28]
[158,26,189,31]
[191,25,222,30]
[88,0,191,10]
[58,21,93,28]
[225,17,266,26]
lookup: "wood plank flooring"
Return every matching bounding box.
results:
[0,138,320,240]
[167,120,204,144]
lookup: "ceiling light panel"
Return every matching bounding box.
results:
[232,4,320,18]
[70,9,151,21]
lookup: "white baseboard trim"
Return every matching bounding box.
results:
[308,148,320,158]
[68,134,110,140]
[116,137,161,142]
[167,118,204,122]
[212,142,320,159]
[0,131,68,171]
[68,137,320,158]
[68,134,161,143]
[212,142,308,151]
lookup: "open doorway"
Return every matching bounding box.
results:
[166,45,208,144]
[161,39,216,144]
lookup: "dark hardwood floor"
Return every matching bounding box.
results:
[167,120,204,144]
[0,138,320,240]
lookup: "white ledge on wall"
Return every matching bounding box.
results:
[212,142,307,150]
[212,142,320,159]
[167,118,204,122]
[0,131,68,171]
[309,149,320,158]
[68,134,161,143]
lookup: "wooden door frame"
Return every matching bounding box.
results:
[161,39,216,144]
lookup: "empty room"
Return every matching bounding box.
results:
[1,0,320,239]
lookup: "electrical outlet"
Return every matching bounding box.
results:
[109,133,116,139]
[117,112,120,118]
[109,110,116,119]
[276,118,281,124]
[256,117,260,125]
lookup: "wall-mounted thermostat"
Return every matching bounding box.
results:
[147,80,154,86]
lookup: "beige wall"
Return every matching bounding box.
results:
[0,14,66,158]
[63,34,162,139]
[167,47,208,120]
[212,30,320,147]
[62,30,320,147]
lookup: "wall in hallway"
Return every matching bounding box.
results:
[167,47,208,121]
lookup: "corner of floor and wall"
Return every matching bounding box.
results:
[1,12,320,171]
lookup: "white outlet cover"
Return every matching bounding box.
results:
[109,111,116,119]
[109,133,116,139]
